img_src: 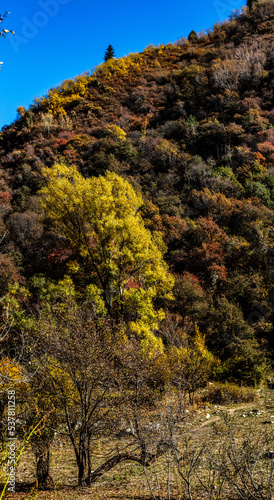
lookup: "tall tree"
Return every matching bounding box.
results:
[39,164,174,352]
[104,44,115,61]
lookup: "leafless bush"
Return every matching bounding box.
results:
[207,412,274,500]
[212,42,267,91]
[40,112,58,134]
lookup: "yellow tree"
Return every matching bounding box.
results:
[167,326,215,404]
[39,163,174,351]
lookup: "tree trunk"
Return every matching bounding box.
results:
[77,448,86,486]
[78,461,85,487]
[84,442,172,486]
[35,446,54,490]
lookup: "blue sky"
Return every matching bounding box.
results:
[0,0,245,129]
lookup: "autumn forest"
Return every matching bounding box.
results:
[0,1,274,498]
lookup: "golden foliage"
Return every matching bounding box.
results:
[106,124,127,141]
[39,163,174,352]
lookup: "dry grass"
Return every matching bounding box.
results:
[2,389,274,500]
[200,382,258,405]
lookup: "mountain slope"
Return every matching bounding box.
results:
[0,1,274,384]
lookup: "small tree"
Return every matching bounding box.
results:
[104,44,115,62]
[84,338,187,487]
[29,302,118,486]
[246,0,259,9]
[188,30,198,43]
[165,324,215,404]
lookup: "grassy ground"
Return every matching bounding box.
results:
[2,388,274,500]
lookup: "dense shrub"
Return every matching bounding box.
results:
[202,382,258,404]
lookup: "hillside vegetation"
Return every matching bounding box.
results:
[0,1,274,495]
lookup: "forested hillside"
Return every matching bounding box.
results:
[1,1,274,382]
[0,1,274,492]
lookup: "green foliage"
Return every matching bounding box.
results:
[28,274,76,306]
[104,44,115,61]
[220,347,270,386]
[245,180,273,207]
[188,30,198,43]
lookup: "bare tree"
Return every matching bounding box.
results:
[207,411,274,500]
[84,340,188,487]
[28,303,118,486]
